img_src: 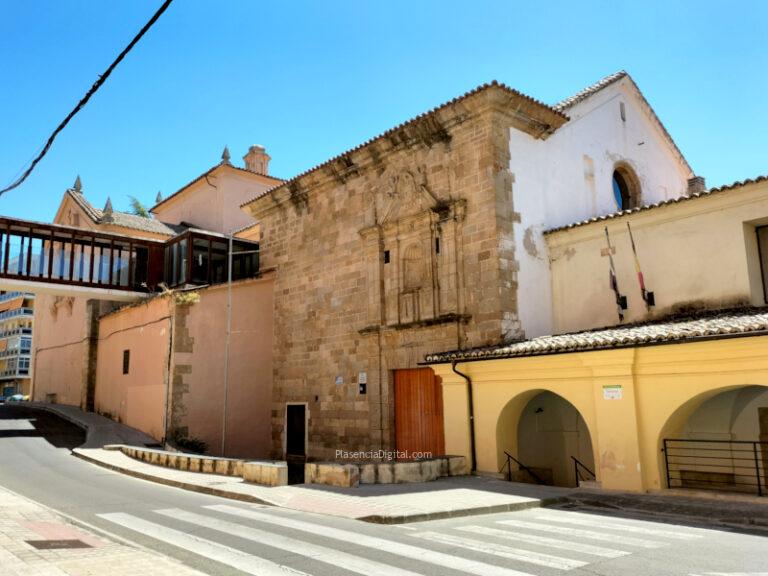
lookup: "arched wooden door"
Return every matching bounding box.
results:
[394,368,445,457]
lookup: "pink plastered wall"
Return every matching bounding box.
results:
[92,274,274,457]
[32,295,91,407]
[94,296,172,441]
[177,275,274,458]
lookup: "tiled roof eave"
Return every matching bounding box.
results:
[424,309,768,364]
[544,174,768,234]
[66,189,184,236]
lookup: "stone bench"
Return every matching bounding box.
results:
[241,460,288,486]
[108,445,288,486]
[306,455,467,488]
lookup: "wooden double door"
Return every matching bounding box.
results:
[394,368,445,457]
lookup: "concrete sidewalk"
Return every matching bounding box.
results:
[23,402,768,529]
[0,484,206,576]
[24,402,159,448]
[74,447,572,523]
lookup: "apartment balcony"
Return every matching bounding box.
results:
[0,327,32,340]
[0,367,30,380]
[0,291,24,303]
[0,307,33,323]
[0,348,31,359]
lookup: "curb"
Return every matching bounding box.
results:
[72,449,276,508]
[359,497,563,524]
[73,449,559,525]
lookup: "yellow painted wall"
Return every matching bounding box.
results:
[546,179,768,334]
[432,333,768,492]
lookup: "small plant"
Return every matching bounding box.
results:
[174,291,200,306]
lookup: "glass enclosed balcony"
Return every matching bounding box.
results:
[0,218,260,293]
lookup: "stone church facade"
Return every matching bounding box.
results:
[243,83,567,459]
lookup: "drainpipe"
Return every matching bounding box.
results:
[451,360,477,472]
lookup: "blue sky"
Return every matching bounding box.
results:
[1,1,766,222]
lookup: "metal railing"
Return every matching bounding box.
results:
[571,455,596,485]
[0,349,31,359]
[0,328,32,340]
[663,438,767,496]
[0,307,33,321]
[0,291,24,302]
[500,450,547,485]
[0,368,29,378]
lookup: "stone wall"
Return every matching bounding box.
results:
[244,85,564,459]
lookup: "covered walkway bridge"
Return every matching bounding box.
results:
[0,216,259,301]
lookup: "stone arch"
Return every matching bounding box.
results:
[495,388,597,487]
[656,384,768,491]
[612,162,642,210]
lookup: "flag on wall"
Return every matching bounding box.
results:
[626,222,654,309]
[604,227,626,322]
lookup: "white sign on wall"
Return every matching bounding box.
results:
[358,372,367,385]
[335,375,343,386]
[603,385,623,400]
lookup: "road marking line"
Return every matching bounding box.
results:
[456,525,630,558]
[497,519,667,548]
[532,513,702,540]
[205,504,539,576]
[97,512,309,576]
[411,531,588,570]
[155,508,425,576]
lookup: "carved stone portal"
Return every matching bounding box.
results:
[360,167,465,329]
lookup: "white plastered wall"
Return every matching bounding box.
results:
[509,77,691,338]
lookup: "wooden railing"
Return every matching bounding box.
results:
[0,217,260,293]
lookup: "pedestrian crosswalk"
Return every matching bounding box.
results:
[96,504,709,576]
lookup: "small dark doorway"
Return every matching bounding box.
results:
[285,404,306,484]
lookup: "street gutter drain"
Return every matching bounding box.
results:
[26,539,92,550]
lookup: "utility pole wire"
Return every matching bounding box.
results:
[0,0,174,197]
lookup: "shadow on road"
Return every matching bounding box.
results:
[0,404,85,449]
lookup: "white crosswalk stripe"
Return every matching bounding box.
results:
[155,507,427,576]
[411,530,588,570]
[455,525,630,558]
[206,504,539,576]
[97,512,310,576]
[497,519,667,548]
[533,511,703,540]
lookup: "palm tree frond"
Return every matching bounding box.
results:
[128,195,150,218]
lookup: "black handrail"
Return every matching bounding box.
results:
[571,455,596,484]
[501,451,547,485]
[663,438,766,497]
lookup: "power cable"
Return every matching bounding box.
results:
[0,0,174,197]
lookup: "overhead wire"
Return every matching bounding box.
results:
[0,0,174,197]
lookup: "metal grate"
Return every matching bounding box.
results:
[26,539,92,550]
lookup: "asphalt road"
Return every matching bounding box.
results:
[0,404,766,576]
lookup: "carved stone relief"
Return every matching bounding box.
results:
[359,165,466,330]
